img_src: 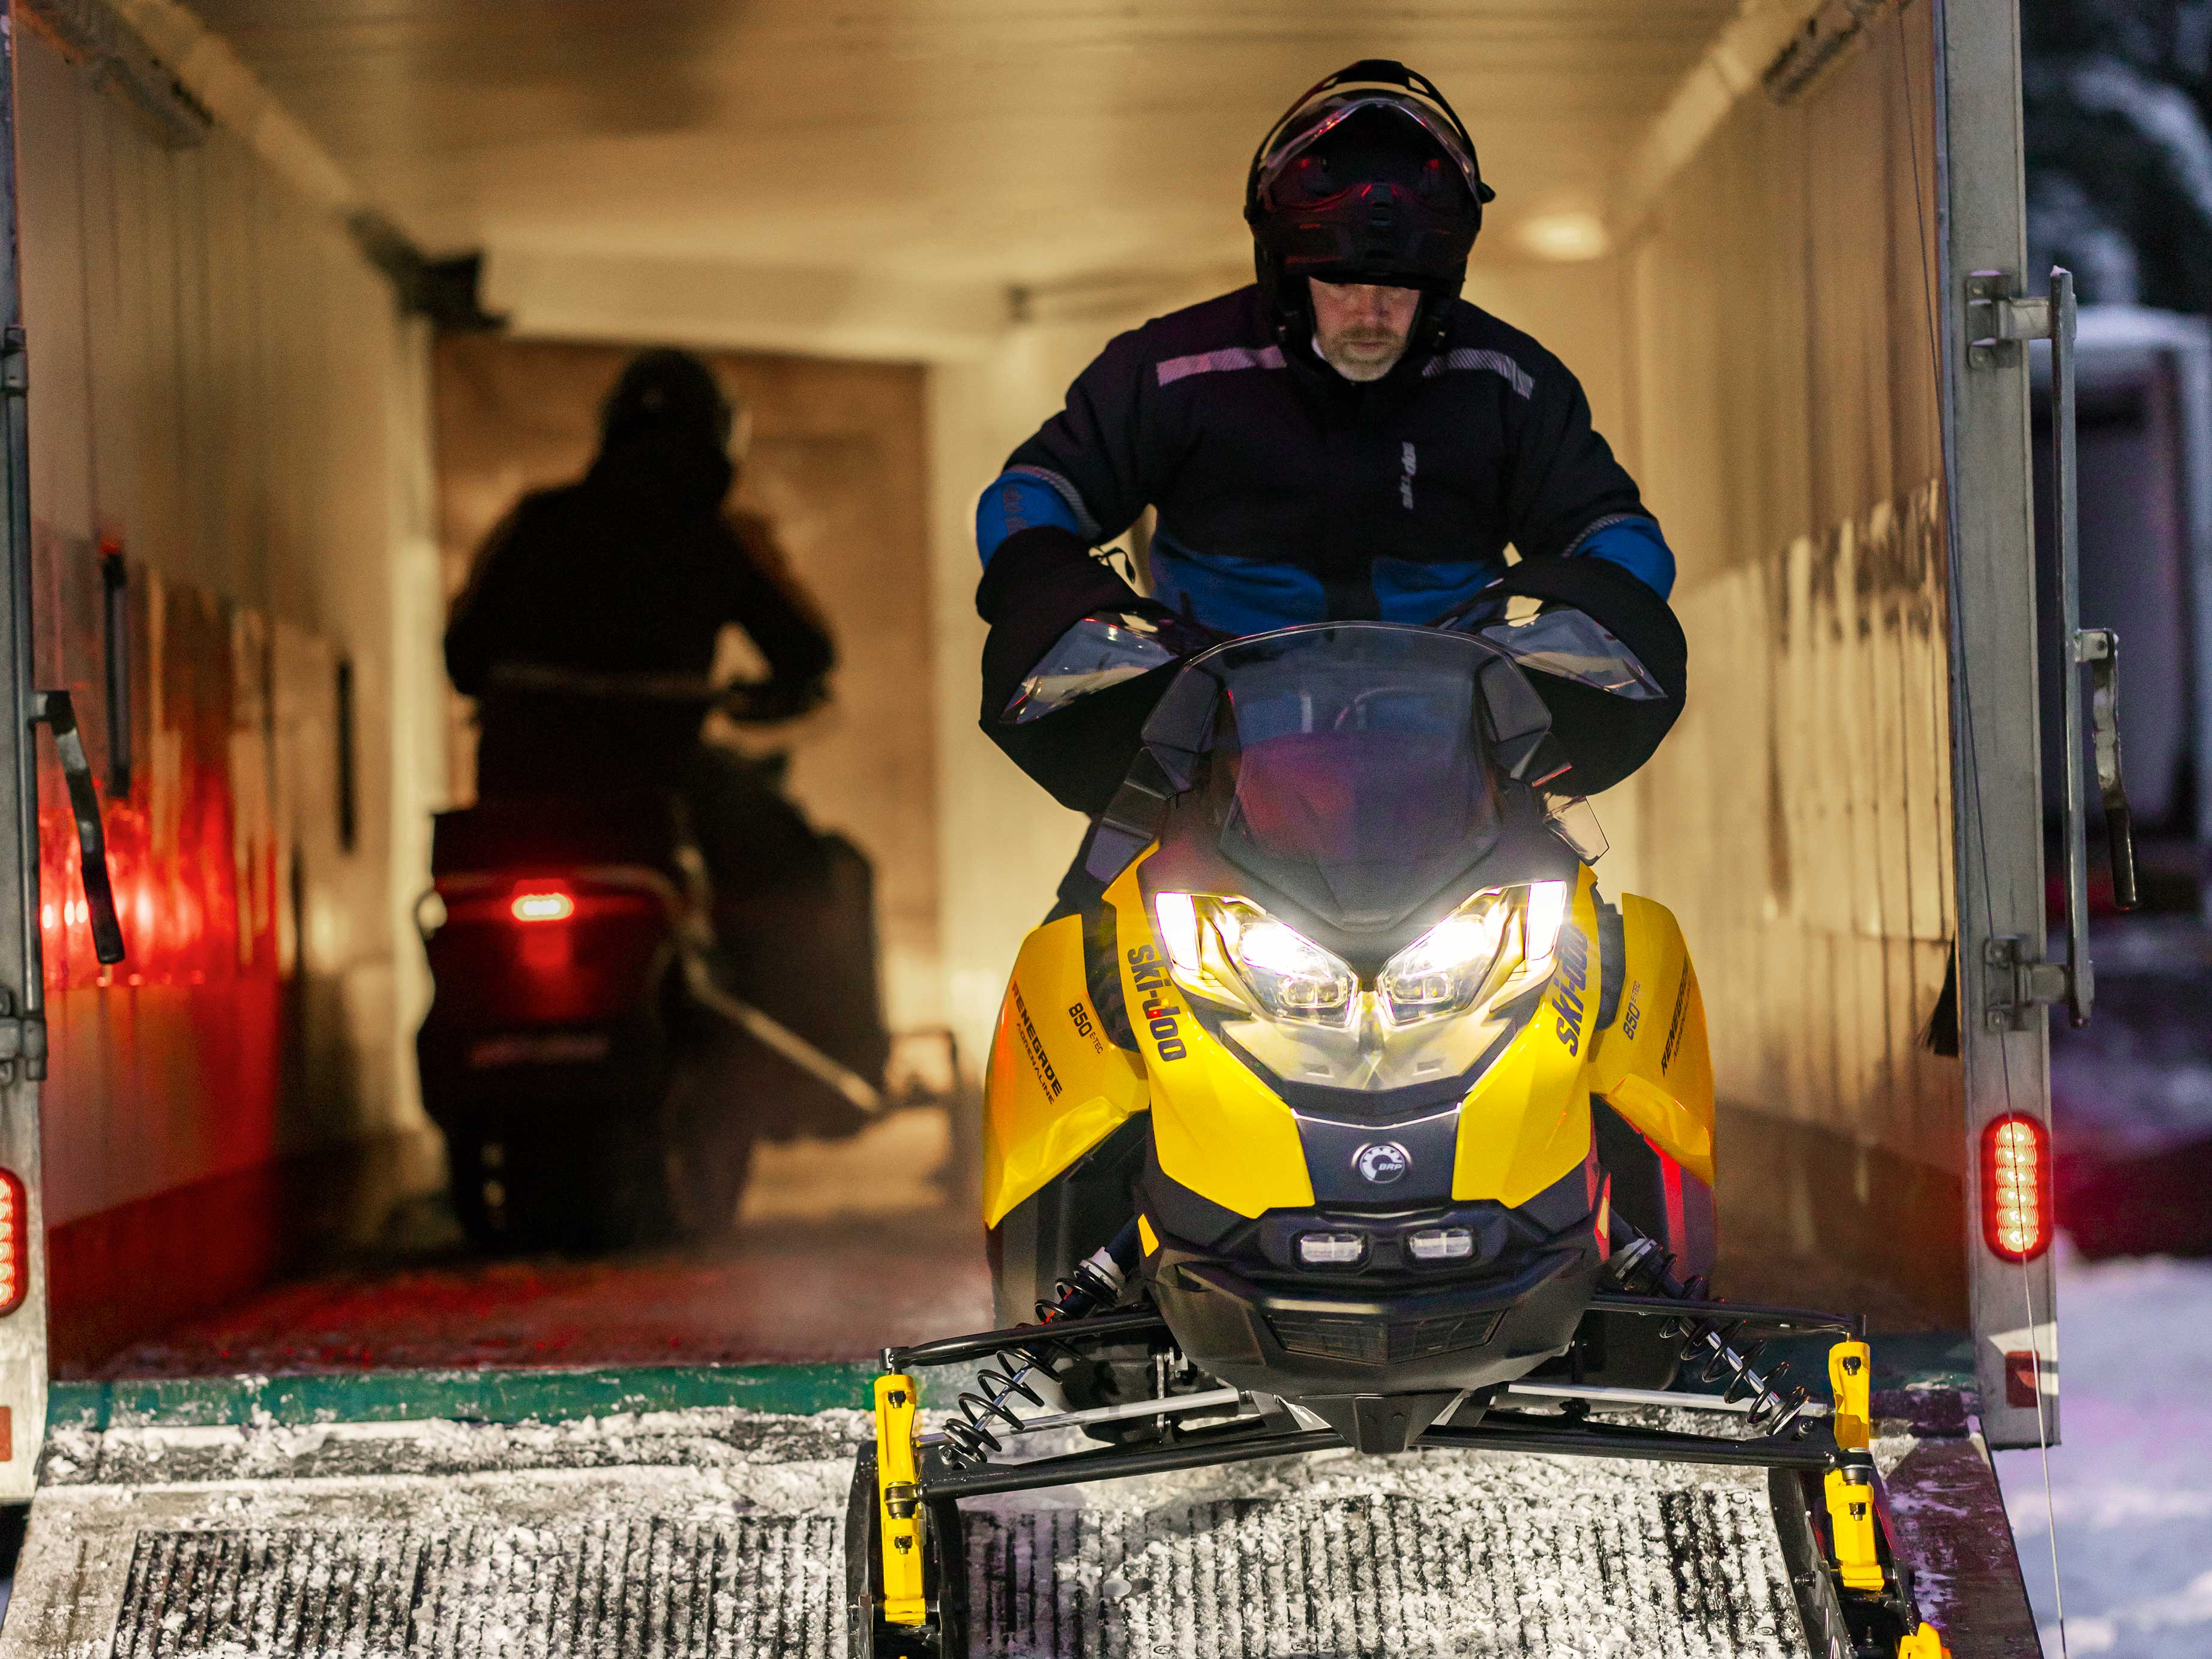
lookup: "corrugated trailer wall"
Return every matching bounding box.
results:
[10,22,437,1365]
[1612,7,1962,1321]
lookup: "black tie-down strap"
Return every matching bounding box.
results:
[32,689,125,965]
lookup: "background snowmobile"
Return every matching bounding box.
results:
[849,616,1950,1659]
[418,670,889,1250]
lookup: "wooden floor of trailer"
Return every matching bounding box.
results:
[64,1103,1954,1384]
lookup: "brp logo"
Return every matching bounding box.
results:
[1353,1141,1411,1186]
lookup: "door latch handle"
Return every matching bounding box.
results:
[100,542,132,799]
[2076,628,2137,912]
[31,689,125,965]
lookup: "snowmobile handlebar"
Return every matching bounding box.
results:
[481,661,829,724]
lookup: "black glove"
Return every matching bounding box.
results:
[976,527,1198,814]
[1473,556,1688,796]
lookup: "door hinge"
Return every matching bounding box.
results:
[1983,936,2073,1032]
[1965,270,2052,368]
[0,989,44,1083]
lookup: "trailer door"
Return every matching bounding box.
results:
[1938,0,2114,1451]
[0,2,131,1498]
[0,8,51,1500]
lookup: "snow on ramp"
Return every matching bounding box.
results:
[4,1405,1815,1658]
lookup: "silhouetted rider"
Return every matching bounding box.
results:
[450,349,835,881]
[974,62,1689,910]
[446,350,889,1118]
[447,348,834,803]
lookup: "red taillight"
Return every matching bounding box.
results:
[0,1169,26,1315]
[510,888,576,924]
[1983,1112,2052,1262]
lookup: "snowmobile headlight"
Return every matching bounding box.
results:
[1155,893,1356,1025]
[1406,1226,1475,1263]
[1296,1231,1368,1267]
[1521,880,1570,973]
[1378,892,1513,1021]
[1377,881,1571,1025]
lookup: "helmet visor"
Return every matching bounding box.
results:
[1254,92,1492,214]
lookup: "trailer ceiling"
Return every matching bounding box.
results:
[184,0,1739,290]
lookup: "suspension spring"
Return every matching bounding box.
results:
[1614,1235,1814,1435]
[939,1221,1143,1469]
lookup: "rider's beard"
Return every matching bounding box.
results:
[1318,328,1408,382]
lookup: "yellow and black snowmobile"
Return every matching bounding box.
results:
[847,617,1949,1659]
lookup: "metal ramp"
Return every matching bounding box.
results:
[0,1372,2040,1658]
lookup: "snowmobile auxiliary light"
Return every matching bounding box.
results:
[1296,1231,1368,1267]
[1981,1112,2051,1262]
[1407,1225,1475,1262]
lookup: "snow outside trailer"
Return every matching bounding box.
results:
[0,0,2099,1648]
[2031,305,2212,881]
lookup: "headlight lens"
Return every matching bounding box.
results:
[1153,893,1356,1023]
[1378,880,1570,1024]
[1153,880,1571,1037]
[1378,892,1513,1021]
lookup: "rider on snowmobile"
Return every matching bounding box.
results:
[446,347,837,882]
[975,61,1687,911]
[446,350,891,1122]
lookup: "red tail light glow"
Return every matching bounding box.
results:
[0,1168,26,1315]
[510,888,576,924]
[1983,1112,2052,1262]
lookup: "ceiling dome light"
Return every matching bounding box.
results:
[1516,211,1610,262]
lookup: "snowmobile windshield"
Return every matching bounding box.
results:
[1182,625,1506,929]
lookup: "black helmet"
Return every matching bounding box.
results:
[1245,61,1494,355]
[600,348,735,450]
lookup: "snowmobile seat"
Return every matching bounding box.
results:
[430,791,693,884]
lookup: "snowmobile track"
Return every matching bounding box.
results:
[107,1518,845,1658]
[98,1490,1796,1659]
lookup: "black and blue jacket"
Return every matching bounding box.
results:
[976,284,1687,815]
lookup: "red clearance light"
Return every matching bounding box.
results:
[0,1168,26,1315]
[1983,1112,2052,1262]
[510,889,576,924]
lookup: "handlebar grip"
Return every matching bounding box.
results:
[720,676,829,724]
[101,545,133,798]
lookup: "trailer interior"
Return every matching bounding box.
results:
[0,0,2076,1652]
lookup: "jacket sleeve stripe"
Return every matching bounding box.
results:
[1422,347,1535,399]
[1155,344,1288,386]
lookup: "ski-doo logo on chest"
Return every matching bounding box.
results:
[1548,919,1591,1057]
[1126,944,1189,1062]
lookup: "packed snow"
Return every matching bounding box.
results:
[1997,1242,2212,1658]
[10,1399,1837,1658]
